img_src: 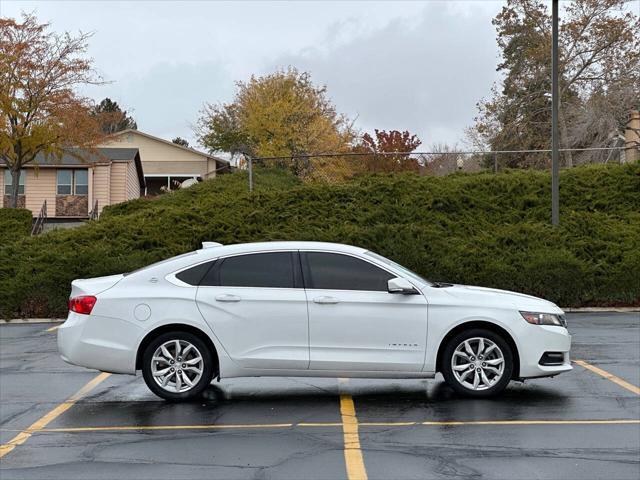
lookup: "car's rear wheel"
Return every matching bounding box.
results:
[142,331,215,401]
[441,328,513,397]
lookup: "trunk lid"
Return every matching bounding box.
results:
[70,274,123,298]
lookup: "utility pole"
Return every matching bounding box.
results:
[551,0,560,226]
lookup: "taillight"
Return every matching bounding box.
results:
[68,295,97,315]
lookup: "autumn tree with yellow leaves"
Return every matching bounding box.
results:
[1,14,105,208]
[197,68,355,178]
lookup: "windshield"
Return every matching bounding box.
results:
[365,251,432,286]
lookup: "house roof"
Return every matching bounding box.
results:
[25,148,141,165]
[0,148,140,166]
[0,148,146,189]
[108,129,230,165]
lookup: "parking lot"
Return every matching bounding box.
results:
[0,312,638,480]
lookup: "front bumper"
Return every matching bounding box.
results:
[58,312,142,374]
[517,324,572,378]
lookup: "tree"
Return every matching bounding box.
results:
[472,0,639,168]
[1,14,104,207]
[172,137,189,147]
[91,98,137,134]
[197,68,354,164]
[354,129,422,172]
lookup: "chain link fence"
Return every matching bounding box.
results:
[241,146,635,191]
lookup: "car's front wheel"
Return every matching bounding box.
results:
[441,328,513,397]
[142,331,215,401]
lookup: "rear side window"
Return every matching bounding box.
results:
[304,252,394,291]
[175,261,215,286]
[203,252,296,288]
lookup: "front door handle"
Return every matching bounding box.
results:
[313,296,339,304]
[215,294,241,302]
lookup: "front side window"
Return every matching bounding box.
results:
[304,252,394,291]
[57,169,88,195]
[4,169,25,195]
[211,252,295,288]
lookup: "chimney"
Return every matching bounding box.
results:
[624,110,640,163]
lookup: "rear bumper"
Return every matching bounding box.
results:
[57,312,141,374]
[517,324,572,378]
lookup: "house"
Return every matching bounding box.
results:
[1,148,144,219]
[98,129,229,195]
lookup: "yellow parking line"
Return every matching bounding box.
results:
[358,419,640,427]
[0,372,110,459]
[574,359,640,395]
[359,421,417,427]
[419,419,640,426]
[42,423,294,432]
[340,394,368,480]
[46,325,59,332]
[297,422,343,427]
[7,418,636,436]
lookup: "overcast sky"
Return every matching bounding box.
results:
[1,0,505,150]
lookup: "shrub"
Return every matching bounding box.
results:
[0,163,638,318]
[0,208,32,244]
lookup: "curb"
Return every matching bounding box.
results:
[0,319,64,324]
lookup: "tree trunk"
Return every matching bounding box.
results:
[9,167,21,208]
[558,104,573,168]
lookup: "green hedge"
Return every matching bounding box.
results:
[0,208,32,245]
[0,164,638,318]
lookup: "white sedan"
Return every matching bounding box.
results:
[58,241,572,400]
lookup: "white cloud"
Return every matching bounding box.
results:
[2,0,502,147]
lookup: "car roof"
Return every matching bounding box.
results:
[122,241,370,280]
[196,241,367,257]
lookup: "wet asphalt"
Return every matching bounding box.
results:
[0,312,638,480]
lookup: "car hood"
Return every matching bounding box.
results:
[426,284,563,314]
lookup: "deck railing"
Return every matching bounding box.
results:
[31,200,47,236]
[89,199,99,221]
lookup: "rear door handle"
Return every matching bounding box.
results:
[313,296,339,304]
[215,294,241,302]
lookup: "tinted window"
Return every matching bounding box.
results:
[216,252,294,288]
[305,252,394,291]
[176,261,215,286]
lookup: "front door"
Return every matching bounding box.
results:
[303,252,428,372]
[196,251,309,370]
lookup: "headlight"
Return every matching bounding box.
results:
[520,311,566,327]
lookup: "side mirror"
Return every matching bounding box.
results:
[387,277,419,295]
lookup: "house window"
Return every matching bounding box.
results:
[57,169,88,195]
[74,170,88,195]
[57,170,72,195]
[4,169,26,195]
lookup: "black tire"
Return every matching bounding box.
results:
[441,328,513,397]
[142,331,215,401]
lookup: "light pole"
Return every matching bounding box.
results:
[551,0,560,226]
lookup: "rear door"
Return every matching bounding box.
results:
[303,251,428,372]
[195,251,309,370]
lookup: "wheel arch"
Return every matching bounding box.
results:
[435,320,520,379]
[135,323,219,374]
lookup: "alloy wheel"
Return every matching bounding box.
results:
[151,339,204,393]
[451,337,505,391]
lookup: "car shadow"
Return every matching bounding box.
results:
[59,377,573,429]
